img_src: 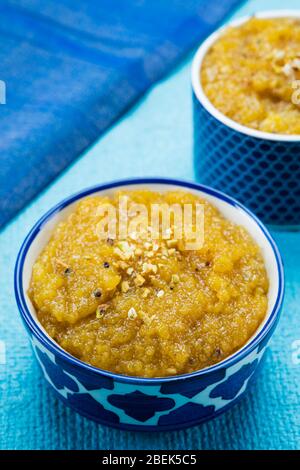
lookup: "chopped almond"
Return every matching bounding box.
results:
[121,281,130,293]
[134,274,145,287]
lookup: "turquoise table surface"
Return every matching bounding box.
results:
[0,0,299,450]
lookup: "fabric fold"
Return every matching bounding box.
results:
[0,0,242,228]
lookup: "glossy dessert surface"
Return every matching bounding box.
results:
[29,190,268,378]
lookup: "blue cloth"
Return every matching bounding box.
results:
[0,0,241,228]
[1,0,299,451]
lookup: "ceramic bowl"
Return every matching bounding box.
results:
[14,178,284,431]
[192,10,300,229]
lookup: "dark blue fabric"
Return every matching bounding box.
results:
[0,0,242,228]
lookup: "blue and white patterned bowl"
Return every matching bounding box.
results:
[14,178,284,431]
[192,10,300,229]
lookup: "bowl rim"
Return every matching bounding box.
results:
[191,9,300,142]
[14,177,284,384]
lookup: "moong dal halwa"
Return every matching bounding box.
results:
[201,17,300,134]
[29,190,268,378]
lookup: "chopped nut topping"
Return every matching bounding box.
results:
[118,260,129,270]
[31,187,269,378]
[281,58,300,78]
[121,281,130,293]
[55,258,69,269]
[282,62,293,77]
[134,274,145,287]
[114,247,126,259]
[292,58,300,70]
[114,241,135,261]
[127,307,138,319]
[146,251,154,258]
[142,262,158,274]
[119,240,134,252]
[166,367,177,375]
[195,262,206,271]
[118,240,128,250]
[274,49,285,60]
[150,264,158,274]
[135,248,142,256]
[144,242,152,250]
[166,239,177,248]
[142,288,150,298]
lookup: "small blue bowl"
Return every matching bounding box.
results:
[14,178,284,431]
[192,10,300,229]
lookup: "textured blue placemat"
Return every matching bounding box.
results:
[0,0,299,450]
[0,0,241,229]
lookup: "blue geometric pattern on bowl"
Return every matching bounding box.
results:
[14,178,284,431]
[193,93,300,227]
[31,335,267,431]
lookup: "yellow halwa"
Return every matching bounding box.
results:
[201,17,300,134]
[29,190,268,377]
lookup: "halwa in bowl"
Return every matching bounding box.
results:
[192,10,300,228]
[201,16,300,135]
[15,179,284,431]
